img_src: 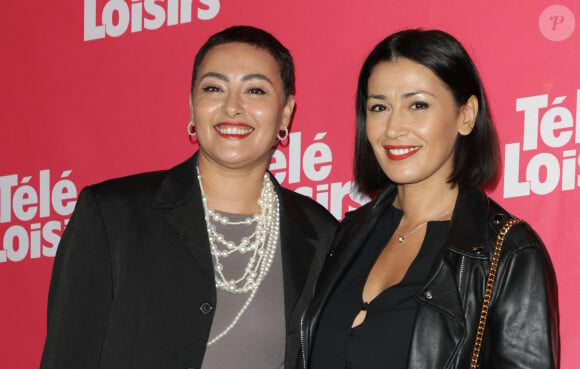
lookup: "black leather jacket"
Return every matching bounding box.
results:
[300,184,559,369]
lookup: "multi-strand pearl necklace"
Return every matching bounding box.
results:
[196,166,280,345]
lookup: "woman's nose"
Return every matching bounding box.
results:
[385,110,408,139]
[223,93,244,118]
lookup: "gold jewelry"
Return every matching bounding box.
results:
[470,218,525,368]
[396,210,450,243]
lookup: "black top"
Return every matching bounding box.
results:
[310,205,448,369]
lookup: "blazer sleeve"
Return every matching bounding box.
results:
[40,187,113,369]
[488,229,559,369]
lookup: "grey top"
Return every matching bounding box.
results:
[201,210,285,369]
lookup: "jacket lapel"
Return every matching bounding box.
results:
[447,184,490,253]
[407,184,492,369]
[152,154,214,280]
[308,185,397,323]
[409,260,466,369]
[276,180,318,322]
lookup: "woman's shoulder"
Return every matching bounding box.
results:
[279,187,337,227]
[82,169,169,205]
[486,197,546,255]
[340,184,395,227]
[84,155,196,200]
[340,198,377,227]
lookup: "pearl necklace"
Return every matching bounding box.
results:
[196,166,280,345]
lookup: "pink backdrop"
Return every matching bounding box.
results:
[1,1,578,368]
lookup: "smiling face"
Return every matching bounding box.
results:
[365,57,476,187]
[190,42,295,171]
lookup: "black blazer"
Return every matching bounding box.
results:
[40,153,337,369]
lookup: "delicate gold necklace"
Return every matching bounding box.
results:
[396,210,450,243]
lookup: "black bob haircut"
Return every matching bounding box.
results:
[354,29,500,195]
[190,25,295,100]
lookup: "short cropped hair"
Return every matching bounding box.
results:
[190,25,295,99]
[354,29,500,195]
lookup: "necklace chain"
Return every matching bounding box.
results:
[397,210,450,243]
[197,166,280,345]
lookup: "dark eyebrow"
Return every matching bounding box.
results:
[199,72,229,81]
[403,90,437,98]
[241,73,273,85]
[368,94,386,100]
[199,72,273,85]
[368,90,436,100]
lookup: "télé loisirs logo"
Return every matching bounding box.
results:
[84,0,220,41]
[0,169,78,263]
[504,89,580,198]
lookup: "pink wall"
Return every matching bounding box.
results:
[1,1,578,367]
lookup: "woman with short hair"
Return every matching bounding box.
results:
[40,25,337,369]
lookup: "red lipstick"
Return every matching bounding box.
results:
[383,145,421,160]
[214,122,254,139]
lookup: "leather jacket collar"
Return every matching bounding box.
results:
[300,183,527,369]
[363,183,502,255]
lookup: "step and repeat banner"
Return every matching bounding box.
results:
[1,1,578,368]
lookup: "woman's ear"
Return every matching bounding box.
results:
[458,95,478,136]
[281,94,296,130]
[189,94,195,122]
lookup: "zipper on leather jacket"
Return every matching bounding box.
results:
[457,255,466,296]
[300,314,307,369]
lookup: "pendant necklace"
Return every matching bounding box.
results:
[397,210,450,243]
